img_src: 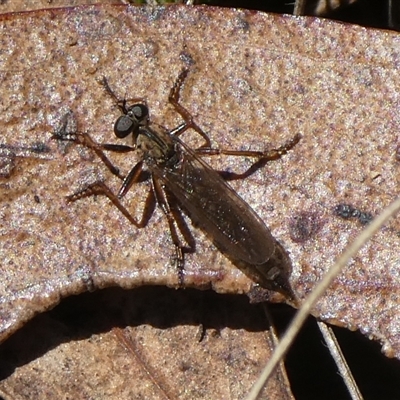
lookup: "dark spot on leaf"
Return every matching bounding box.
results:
[30,142,50,154]
[179,50,195,67]
[235,16,250,32]
[0,150,15,178]
[395,143,400,161]
[288,211,322,243]
[144,6,166,22]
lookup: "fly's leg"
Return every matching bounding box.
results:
[152,176,195,286]
[152,175,184,285]
[164,188,196,256]
[168,69,212,148]
[67,174,156,229]
[53,130,135,180]
[194,133,301,159]
[54,117,153,228]
[169,68,301,175]
[195,133,301,181]
[118,160,146,198]
[100,76,147,115]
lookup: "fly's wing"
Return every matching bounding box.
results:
[151,138,275,265]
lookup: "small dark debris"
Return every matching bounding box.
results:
[334,203,373,225]
[358,212,373,225]
[334,203,354,219]
[30,142,51,154]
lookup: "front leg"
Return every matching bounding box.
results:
[67,179,156,229]
[168,69,212,148]
[53,130,135,180]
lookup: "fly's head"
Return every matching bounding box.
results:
[114,103,149,140]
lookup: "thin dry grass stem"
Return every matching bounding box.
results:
[317,321,364,400]
[245,196,400,400]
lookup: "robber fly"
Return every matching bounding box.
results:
[54,69,300,297]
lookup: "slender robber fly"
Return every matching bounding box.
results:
[54,69,300,297]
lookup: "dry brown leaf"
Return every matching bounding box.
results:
[0,0,115,13]
[0,3,297,344]
[1,2,400,394]
[313,0,358,16]
[0,288,294,400]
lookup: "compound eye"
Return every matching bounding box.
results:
[114,115,135,138]
[131,104,149,123]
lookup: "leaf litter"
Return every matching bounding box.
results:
[1,2,400,398]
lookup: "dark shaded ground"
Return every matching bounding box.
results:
[0,287,399,400]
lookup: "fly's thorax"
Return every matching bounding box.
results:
[136,125,181,168]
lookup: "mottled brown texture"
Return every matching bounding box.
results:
[0,0,113,13]
[0,288,294,400]
[0,1,400,384]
